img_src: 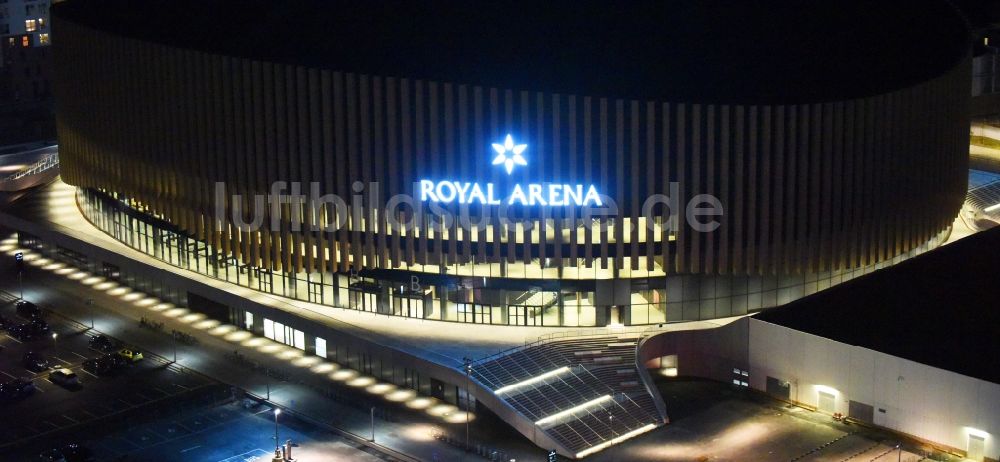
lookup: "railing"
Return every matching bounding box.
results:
[471,332,659,453]
[475,321,679,363]
[2,149,59,182]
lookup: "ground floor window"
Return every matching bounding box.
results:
[315,337,327,358]
[262,318,304,350]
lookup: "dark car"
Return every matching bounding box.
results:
[11,319,50,340]
[28,318,50,335]
[83,354,126,376]
[101,353,129,370]
[88,334,116,353]
[23,351,49,372]
[37,448,65,462]
[8,324,36,341]
[0,313,13,330]
[81,358,108,375]
[0,378,36,401]
[16,300,42,319]
[60,444,95,462]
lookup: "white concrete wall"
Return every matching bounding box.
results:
[750,319,1000,461]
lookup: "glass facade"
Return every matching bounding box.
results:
[77,188,949,327]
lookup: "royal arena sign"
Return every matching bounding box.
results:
[418,134,603,207]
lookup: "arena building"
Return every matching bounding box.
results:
[0,0,980,458]
[49,0,971,329]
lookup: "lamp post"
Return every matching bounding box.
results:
[463,357,473,452]
[370,406,375,442]
[86,298,94,329]
[609,412,615,444]
[52,332,58,350]
[273,408,281,452]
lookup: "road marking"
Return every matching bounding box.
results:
[52,355,71,364]
[180,445,202,453]
[80,369,98,379]
[61,414,79,423]
[70,351,87,359]
[0,369,16,379]
[135,392,154,401]
[4,334,22,343]
[174,383,190,390]
[81,409,98,418]
[216,448,269,462]
[154,386,171,395]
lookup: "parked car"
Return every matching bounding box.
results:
[28,318,50,335]
[101,353,129,370]
[117,348,143,363]
[37,444,93,462]
[81,358,108,375]
[22,351,49,372]
[37,448,65,462]
[0,313,13,330]
[16,300,42,319]
[88,335,116,353]
[0,378,36,401]
[59,444,95,462]
[8,324,37,341]
[48,368,80,389]
[10,319,50,341]
[83,354,127,376]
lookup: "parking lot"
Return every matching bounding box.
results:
[88,400,390,462]
[0,290,215,451]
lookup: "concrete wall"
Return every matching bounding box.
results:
[750,319,1000,461]
[639,317,749,385]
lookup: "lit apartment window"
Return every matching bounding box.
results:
[39,33,49,45]
[21,35,29,47]
[25,19,36,32]
[38,17,45,29]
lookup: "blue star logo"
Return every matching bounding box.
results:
[491,134,527,174]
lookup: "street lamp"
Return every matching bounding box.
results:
[86,298,95,329]
[52,332,58,350]
[273,408,281,451]
[609,411,616,446]
[463,357,473,452]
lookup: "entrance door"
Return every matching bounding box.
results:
[765,377,790,400]
[509,305,543,326]
[817,391,835,413]
[474,305,491,324]
[508,306,526,325]
[968,434,985,461]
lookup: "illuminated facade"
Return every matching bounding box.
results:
[52,1,971,327]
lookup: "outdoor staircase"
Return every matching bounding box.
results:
[471,333,664,458]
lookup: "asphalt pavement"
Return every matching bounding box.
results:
[0,249,542,462]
